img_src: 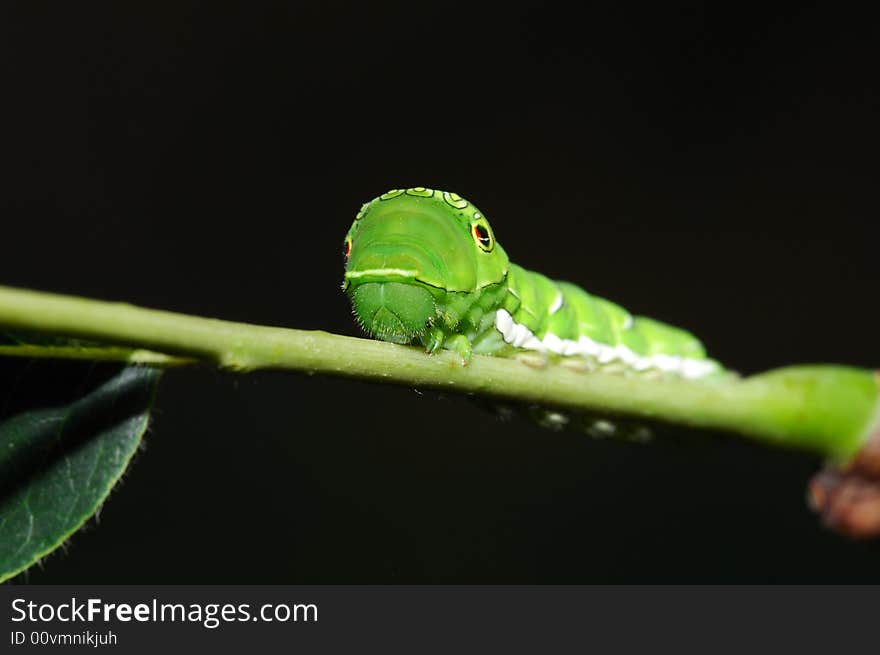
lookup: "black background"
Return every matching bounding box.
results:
[2,2,879,582]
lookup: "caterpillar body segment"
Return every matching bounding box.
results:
[342,188,722,380]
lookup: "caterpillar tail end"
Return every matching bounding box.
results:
[807,371,880,539]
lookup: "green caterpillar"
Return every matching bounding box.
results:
[342,187,722,380]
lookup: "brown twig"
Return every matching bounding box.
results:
[808,372,880,539]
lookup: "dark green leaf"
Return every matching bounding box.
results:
[0,365,161,582]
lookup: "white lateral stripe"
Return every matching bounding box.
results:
[495,308,513,337]
[576,336,600,357]
[493,309,718,379]
[596,344,617,364]
[345,268,419,279]
[548,293,564,314]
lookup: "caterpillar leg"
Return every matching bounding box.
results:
[515,352,550,369]
[444,334,472,366]
[422,326,446,354]
[559,357,598,374]
[421,327,472,365]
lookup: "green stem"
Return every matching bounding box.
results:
[0,284,877,461]
[0,344,191,365]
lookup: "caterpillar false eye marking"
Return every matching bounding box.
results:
[471,223,493,252]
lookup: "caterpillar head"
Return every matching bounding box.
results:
[342,188,509,344]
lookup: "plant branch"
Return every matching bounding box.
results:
[0,344,192,365]
[0,284,878,464]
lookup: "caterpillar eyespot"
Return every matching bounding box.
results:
[472,223,493,251]
[342,187,722,383]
